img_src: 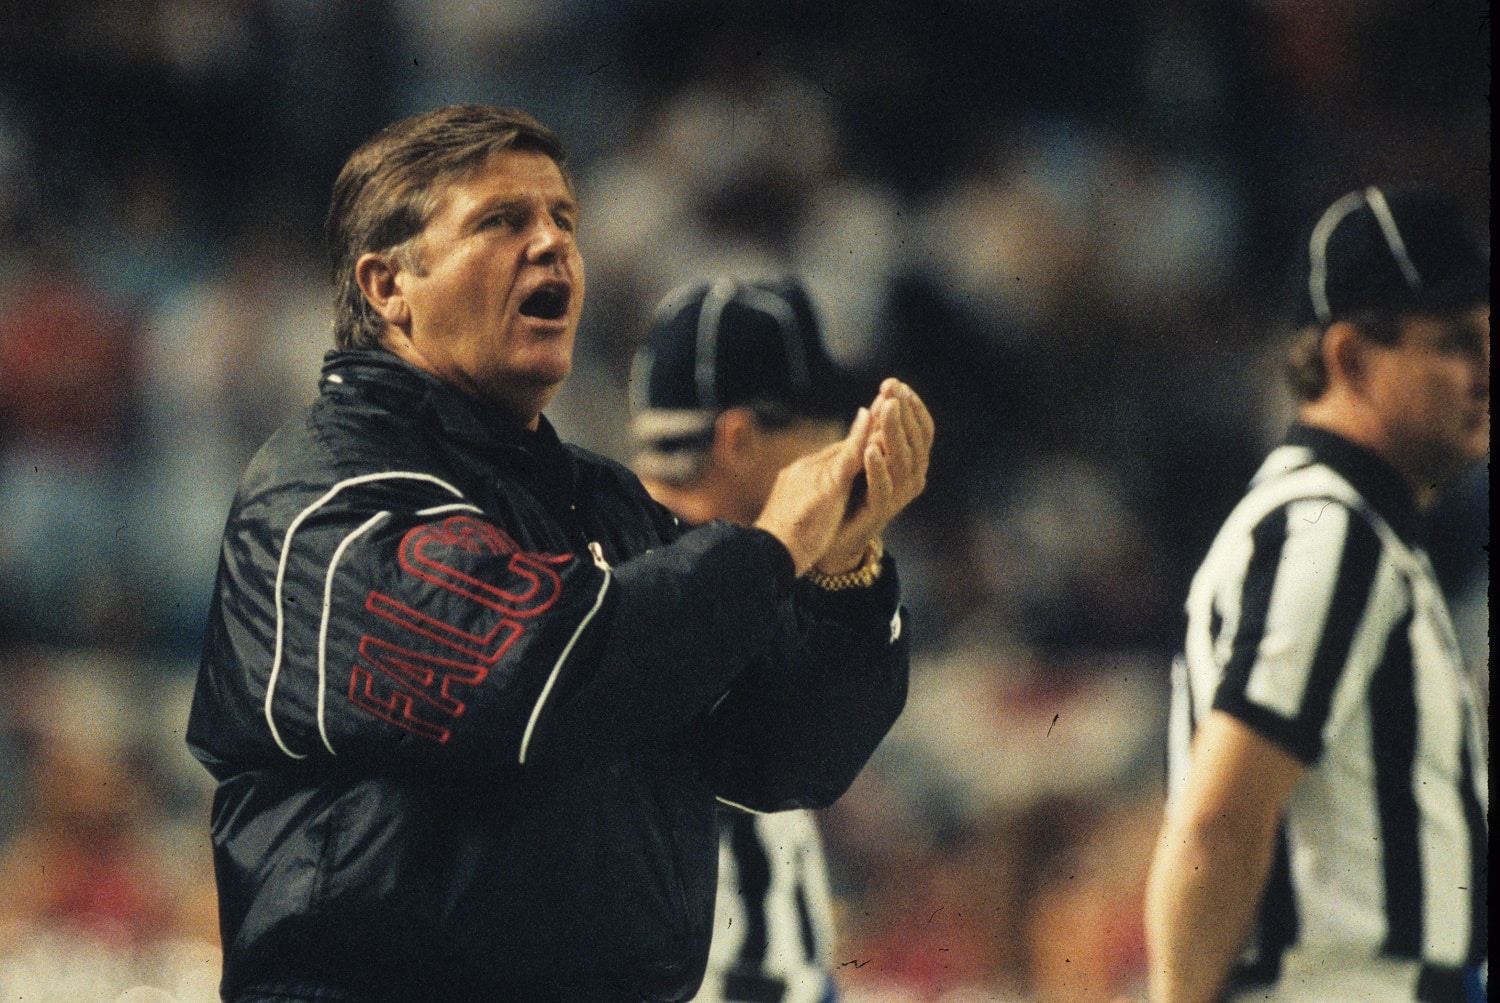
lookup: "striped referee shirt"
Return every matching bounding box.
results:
[1170,425,1487,1001]
[695,809,838,1003]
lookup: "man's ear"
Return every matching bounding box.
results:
[1322,321,1367,390]
[354,251,411,332]
[711,408,757,470]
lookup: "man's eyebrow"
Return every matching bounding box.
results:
[1454,321,1486,346]
[1429,318,1485,350]
[465,196,527,222]
[463,194,579,225]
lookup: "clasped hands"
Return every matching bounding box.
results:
[754,379,934,578]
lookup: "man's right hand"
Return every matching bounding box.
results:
[753,406,873,576]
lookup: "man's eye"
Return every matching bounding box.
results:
[1438,330,1482,354]
[553,213,576,233]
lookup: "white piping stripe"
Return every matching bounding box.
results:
[628,344,652,416]
[1308,190,1368,326]
[709,688,733,715]
[317,511,390,755]
[416,502,483,517]
[716,796,768,815]
[739,285,812,392]
[633,285,701,415]
[695,277,738,410]
[518,570,612,764]
[265,471,467,759]
[1364,186,1423,290]
[631,408,717,442]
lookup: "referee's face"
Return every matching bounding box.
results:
[1366,305,1490,491]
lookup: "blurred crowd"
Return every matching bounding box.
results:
[0,2,1488,1001]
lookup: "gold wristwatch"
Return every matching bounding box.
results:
[806,539,883,591]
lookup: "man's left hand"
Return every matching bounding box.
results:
[814,379,933,576]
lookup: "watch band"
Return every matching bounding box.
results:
[806,539,884,591]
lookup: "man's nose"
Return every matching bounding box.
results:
[527,218,572,263]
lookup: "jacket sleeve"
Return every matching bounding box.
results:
[706,554,910,812]
[189,478,798,780]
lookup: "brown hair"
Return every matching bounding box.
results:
[326,105,570,350]
[1283,311,1403,402]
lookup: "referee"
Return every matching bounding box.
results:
[630,276,886,1003]
[1145,187,1488,1003]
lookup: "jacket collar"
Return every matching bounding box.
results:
[320,349,570,465]
[1285,423,1424,544]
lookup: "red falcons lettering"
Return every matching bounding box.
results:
[399,515,567,615]
[349,517,571,742]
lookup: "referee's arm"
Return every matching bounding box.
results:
[1145,710,1305,1003]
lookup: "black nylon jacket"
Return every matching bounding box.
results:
[186,350,909,1002]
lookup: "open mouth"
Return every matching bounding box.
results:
[519,283,570,321]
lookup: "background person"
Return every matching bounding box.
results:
[630,275,871,1003]
[1145,186,1488,1003]
[186,105,932,1002]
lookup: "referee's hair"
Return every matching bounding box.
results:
[327,105,572,352]
[1283,311,1403,402]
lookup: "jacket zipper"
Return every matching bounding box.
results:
[564,500,610,571]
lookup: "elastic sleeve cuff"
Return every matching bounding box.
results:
[796,553,902,628]
[744,527,798,596]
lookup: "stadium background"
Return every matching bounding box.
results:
[0,2,1488,1000]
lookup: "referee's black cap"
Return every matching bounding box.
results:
[630,276,865,476]
[1295,185,1490,328]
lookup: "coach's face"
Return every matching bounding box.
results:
[374,148,584,427]
[1368,305,1490,490]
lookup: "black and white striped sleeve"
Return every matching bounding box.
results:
[1211,498,1387,763]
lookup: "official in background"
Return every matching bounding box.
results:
[1146,186,1488,1003]
[631,276,876,1003]
[187,105,931,1002]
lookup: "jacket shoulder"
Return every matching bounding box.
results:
[565,444,683,540]
[566,444,645,496]
[1226,454,1369,537]
[234,396,471,521]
